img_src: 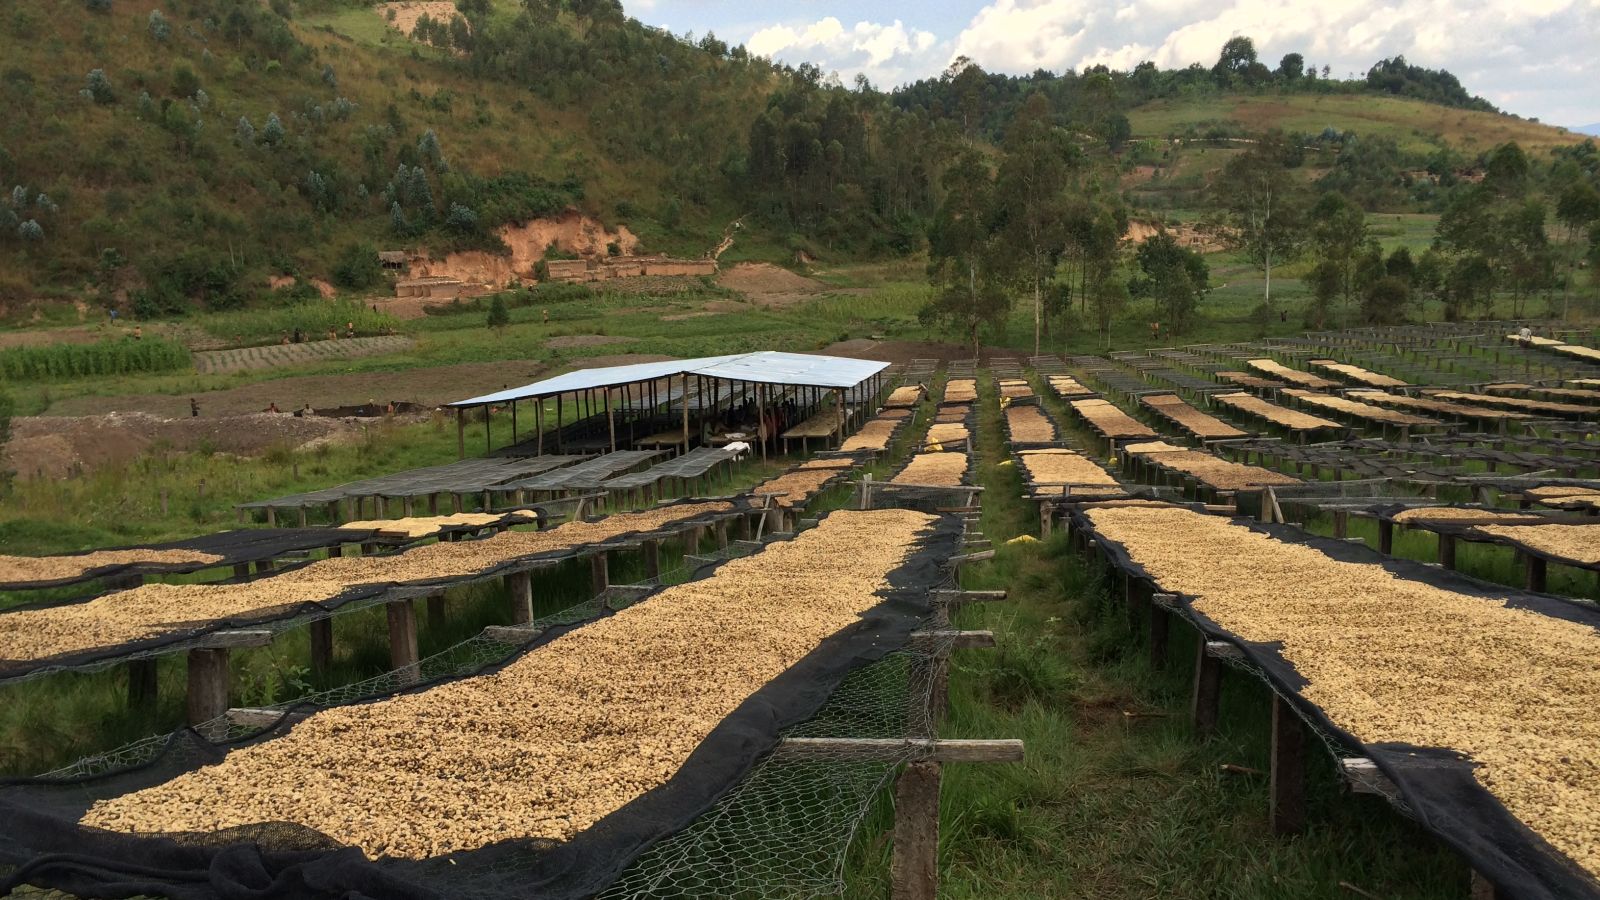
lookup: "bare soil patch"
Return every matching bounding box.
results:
[376,1,459,36]
[3,413,370,481]
[715,263,833,308]
[410,210,639,290]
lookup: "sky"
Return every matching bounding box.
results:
[625,0,1600,128]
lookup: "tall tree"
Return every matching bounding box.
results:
[1556,181,1600,316]
[922,151,1012,357]
[1212,132,1308,309]
[1308,191,1368,325]
[1131,230,1209,334]
[994,93,1078,355]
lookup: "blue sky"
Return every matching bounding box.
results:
[626,0,1600,127]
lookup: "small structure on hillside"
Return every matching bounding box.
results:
[377,251,408,270]
[396,276,474,299]
[544,254,716,284]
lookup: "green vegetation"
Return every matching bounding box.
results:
[195,299,396,345]
[0,336,191,381]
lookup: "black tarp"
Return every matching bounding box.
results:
[0,510,962,900]
[1072,506,1600,900]
[0,498,752,682]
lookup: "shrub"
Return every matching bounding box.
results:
[85,0,111,12]
[82,69,114,104]
[332,242,383,290]
[486,294,510,333]
[148,10,170,41]
[17,220,43,241]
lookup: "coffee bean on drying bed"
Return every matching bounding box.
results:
[0,503,732,664]
[81,509,940,861]
[1086,505,1600,880]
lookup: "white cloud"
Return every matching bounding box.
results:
[745,16,948,87]
[946,0,1599,125]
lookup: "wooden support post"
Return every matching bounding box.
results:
[456,407,465,459]
[1149,594,1173,669]
[186,648,231,726]
[591,551,610,595]
[427,594,446,631]
[605,388,616,453]
[891,761,941,900]
[1269,693,1307,835]
[309,618,333,680]
[1378,519,1394,555]
[1332,510,1348,539]
[508,571,534,624]
[386,600,420,684]
[685,525,704,554]
[1191,640,1224,737]
[1438,534,1457,569]
[1526,555,1548,592]
[127,658,158,711]
[641,539,661,579]
[715,518,730,549]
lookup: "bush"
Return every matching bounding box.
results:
[147,9,170,41]
[486,294,510,332]
[332,242,384,290]
[0,337,191,380]
[82,69,114,104]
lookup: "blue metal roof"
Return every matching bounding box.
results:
[448,351,889,408]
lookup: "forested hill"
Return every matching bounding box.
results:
[0,0,1585,312]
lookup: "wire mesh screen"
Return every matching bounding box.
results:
[602,639,950,899]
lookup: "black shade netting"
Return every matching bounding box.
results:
[0,511,962,900]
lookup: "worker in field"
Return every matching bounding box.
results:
[189,398,199,417]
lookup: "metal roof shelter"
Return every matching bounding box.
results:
[447,351,892,460]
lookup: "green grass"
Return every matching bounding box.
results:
[0,336,191,381]
[195,300,401,345]
[1129,93,1582,157]
[839,374,1466,898]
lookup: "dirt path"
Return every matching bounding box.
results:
[193,335,414,374]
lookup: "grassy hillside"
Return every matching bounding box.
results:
[0,0,766,307]
[1130,93,1582,157]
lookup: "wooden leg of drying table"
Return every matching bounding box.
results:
[387,600,420,684]
[426,594,446,631]
[890,761,941,900]
[1269,693,1307,835]
[309,618,333,680]
[1148,605,1169,669]
[1525,555,1548,593]
[641,540,661,580]
[1190,641,1223,737]
[591,552,610,595]
[508,571,534,624]
[1378,520,1394,555]
[186,648,231,727]
[1438,535,1457,570]
[127,659,158,712]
